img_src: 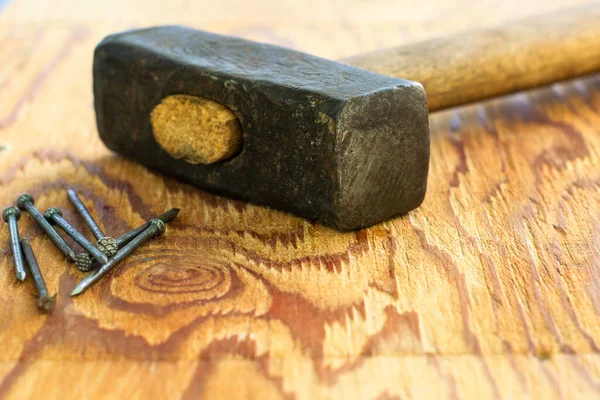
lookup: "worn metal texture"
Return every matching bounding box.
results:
[94,26,430,230]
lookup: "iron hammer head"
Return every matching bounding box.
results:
[94,26,429,230]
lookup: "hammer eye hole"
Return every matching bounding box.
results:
[150,94,243,165]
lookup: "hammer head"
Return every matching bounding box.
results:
[94,26,429,230]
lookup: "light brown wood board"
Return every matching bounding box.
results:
[1,0,599,399]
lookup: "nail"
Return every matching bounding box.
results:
[115,208,179,248]
[76,209,178,273]
[71,219,166,296]
[17,194,76,262]
[20,238,56,314]
[66,189,105,240]
[3,207,26,281]
[75,252,94,272]
[66,189,118,257]
[44,207,108,265]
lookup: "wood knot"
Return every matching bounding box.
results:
[150,95,243,164]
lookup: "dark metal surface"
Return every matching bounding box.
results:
[94,26,430,230]
[17,194,76,262]
[71,219,166,296]
[20,238,55,314]
[3,207,25,281]
[44,207,108,265]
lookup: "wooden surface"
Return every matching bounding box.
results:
[1,0,600,399]
[346,4,600,111]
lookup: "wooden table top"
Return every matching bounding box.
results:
[1,0,599,398]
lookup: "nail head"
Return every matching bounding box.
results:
[150,219,166,236]
[44,207,63,222]
[3,206,21,222]
[17,193,34,209]
[75,253,94,272]
[97,237,118,257]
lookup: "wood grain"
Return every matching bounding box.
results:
[1,0,600,399]
[345,4,600,111]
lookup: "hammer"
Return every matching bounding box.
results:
[93,5,600,230]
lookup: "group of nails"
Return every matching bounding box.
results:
[3,189,179,313]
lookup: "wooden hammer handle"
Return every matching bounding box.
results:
[344,4,600,112]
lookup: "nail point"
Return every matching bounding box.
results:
[37,295,56,314]
[16,270,26,281]
[99,253,109,264]
[160,208,179,222]
[70,285,84,297]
